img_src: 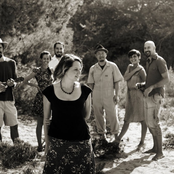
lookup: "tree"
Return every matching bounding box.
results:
[70,0,174,73]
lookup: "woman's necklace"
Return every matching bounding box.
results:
[60,80,75,95]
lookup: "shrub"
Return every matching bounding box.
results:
[163,133,174,149]
[165,69,174,97]
[0,139,39,169]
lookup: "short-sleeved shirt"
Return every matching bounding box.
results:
[87,60,123,91]
[0,57,17,101]
[145,54,168,97]
[42,84,92,141]
[48,55,62,71]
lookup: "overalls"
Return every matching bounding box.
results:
[88,61,123,134]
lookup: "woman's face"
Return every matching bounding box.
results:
[65,61,82,81]
[129,54,140,65]
[42,54,51,66]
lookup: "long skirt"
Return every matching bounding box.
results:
[43,137,95,174]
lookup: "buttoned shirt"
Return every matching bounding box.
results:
[87,60,123,96]
[145,53,167,97]
[48,55,62,71]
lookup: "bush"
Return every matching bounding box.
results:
[163,133,174,149]
[0,139,39,169]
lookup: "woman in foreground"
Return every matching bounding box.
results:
[42,54,95,174]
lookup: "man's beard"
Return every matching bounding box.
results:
[55,53,63,58]
[144,51,151,57]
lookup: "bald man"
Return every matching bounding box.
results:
[143,40,169,160]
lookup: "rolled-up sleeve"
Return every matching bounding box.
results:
[87,66,95,84]
[113,63,123,83]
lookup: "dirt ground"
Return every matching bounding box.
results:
[1,113,174,174]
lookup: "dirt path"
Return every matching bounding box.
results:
[96,122,174,174]
[1,115,174,174]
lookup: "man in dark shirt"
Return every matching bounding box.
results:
[143,40,169,160]
[0,38,19,143]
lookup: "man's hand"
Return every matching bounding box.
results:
[0,82,7,92]
[135,82,145,91]
[7,78,16,87]
[113,95,119,105]
[143,86,153,97]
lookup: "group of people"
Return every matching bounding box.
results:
[87,41,169,162]
[0,37,169,173]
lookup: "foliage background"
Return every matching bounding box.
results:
[1,0,174,113]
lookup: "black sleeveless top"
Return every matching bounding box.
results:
[42,83,92,141]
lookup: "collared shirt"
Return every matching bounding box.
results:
[48,55,62,72]
[145,53,167,97]
[87,60,123,95]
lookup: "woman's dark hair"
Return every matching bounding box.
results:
[40,50,51,60]
[40,51,52,75]
[128,49,141,59]
[54,54,82,81]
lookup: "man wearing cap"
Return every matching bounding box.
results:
[0,38,19,143]
[143,40,169,160]
[49,41,64,73]
[87,44,123,141]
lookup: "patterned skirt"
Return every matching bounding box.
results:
[43,137,95,174]
[32,92,43,117]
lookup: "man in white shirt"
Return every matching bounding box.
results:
[49,41,65,72]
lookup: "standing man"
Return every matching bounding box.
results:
[48,41,64,72]
[87,44,123,142]
[0,38,19,143]
[143,40,169,160]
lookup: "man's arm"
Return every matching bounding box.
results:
[113,81,120,104]
[0,82,7,92]
[88,83,94,90]
[87,66,95,90]
[152,71,169,89]
[6,61,18,87]
[144,71,169,97]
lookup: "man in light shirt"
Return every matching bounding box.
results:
[49,41,65,72]
[87,44,123,142]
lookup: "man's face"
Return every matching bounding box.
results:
[0,44,4,58]
[54,43,64,58]
[95,50,107,63]
[144,42,155,57]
